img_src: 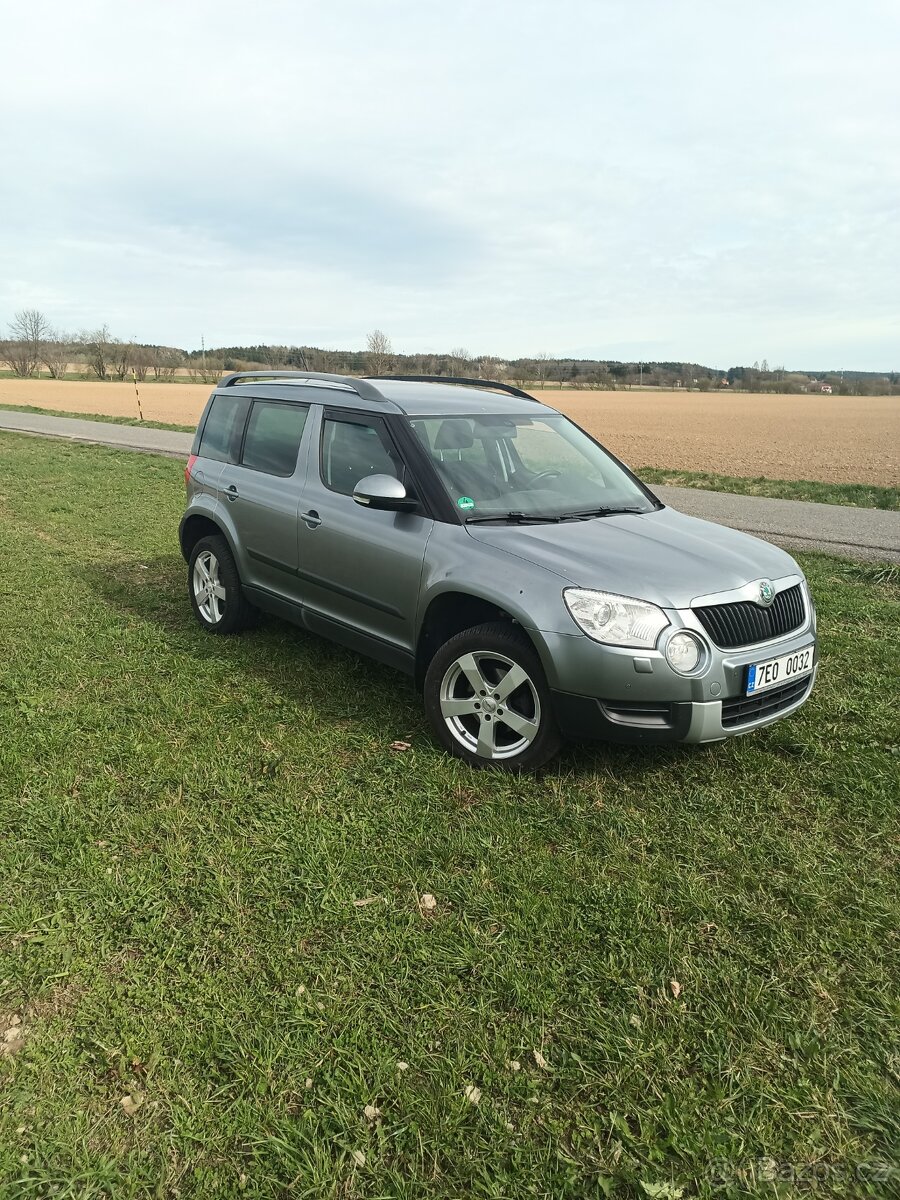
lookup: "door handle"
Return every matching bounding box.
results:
[225,484,239,502]
[301,509,322,529]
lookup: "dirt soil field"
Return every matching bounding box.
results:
[1,379,897,485]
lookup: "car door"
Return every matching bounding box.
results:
[218,397,312,604]
[295,406,433,665]
[192,391,253,499]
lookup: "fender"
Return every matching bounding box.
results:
[415,531,580,690]
[179,494,244,570]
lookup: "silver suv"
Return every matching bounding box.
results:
[180,372,817,770]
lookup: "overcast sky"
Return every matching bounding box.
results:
[2,0,898,369]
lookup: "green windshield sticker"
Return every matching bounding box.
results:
[457,496,475,511]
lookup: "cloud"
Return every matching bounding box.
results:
[1,0,898,367]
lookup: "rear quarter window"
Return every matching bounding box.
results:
[197,395,250,463]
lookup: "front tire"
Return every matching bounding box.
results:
[188,534,256,635]
[423,622,562,770]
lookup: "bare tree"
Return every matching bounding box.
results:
[83,326,113,381]
[112,339,132,381]
[553,359,570,388]
[534,352,552,388]
[477,355,506,380]
[41,331,75,379]
[0,339,32,378]
[509,361,530,389]
[203,358,225,384]
[300,346,326,372]
[152,346,183,381]
[588,364,613,390]
[187,355,225,385]
[365,329,393,376]
[2,308,53,377]
[130,343,154,382]
[447,346,471,376]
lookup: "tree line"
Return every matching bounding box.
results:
[2,311,897,396]
[0,310,220,384]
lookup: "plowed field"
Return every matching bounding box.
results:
[1,379,897,485]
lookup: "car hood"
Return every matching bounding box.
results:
[465,506,800,609]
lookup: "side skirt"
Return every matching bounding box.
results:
[243,585,416,677]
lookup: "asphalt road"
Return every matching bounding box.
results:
[1,408,898,564]
[651,485,900,564]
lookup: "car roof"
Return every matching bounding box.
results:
[361,379,560,418]
[214,377,560,419]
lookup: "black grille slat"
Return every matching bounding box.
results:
[694,584,805,648]
[721,676,812,728]
[788,586,804,628]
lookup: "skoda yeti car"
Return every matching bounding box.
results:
[179,372,817,770]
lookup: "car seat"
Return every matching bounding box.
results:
[432,419,502,499]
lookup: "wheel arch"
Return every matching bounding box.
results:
[179,510,238,563]
[414,590,548,690]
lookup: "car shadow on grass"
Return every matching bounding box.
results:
[77,551,723,779]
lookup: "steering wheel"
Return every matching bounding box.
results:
[527,469,562,488]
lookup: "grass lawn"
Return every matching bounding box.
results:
[635,468,900,512]
[0,433,898,1199]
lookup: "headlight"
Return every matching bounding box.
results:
[563,588,669,648]
[664,630,705,674]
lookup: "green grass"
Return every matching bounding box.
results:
[637,467,900,511]
[0,401,195,434]
[0,433,898,1199]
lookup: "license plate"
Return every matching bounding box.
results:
[746,645,814,695]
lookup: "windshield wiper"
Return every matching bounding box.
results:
[465,511,564,525]
[465,506,649,525]
[558,506,647,520]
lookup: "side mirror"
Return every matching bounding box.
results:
[352,474,418,512]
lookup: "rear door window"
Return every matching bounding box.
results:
[241,400,309,477]
[198,395,250,463]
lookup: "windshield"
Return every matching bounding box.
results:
[408,413,657,521]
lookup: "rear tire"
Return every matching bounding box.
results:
[423,622,562,771]
[188,535,256,635]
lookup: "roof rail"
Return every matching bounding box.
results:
[218,370,387,403]
[379,375,539,402]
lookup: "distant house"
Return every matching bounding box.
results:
[807,380,833,394]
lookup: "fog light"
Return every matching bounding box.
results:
[665,631,703,674]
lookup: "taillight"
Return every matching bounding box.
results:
[185,453,198,486]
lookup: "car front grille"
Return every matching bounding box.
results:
[694,583,806,648]
[720,675,812,728]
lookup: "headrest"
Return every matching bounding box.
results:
[434,419,474,450]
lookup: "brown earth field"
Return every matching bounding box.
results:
[1,378,898,486]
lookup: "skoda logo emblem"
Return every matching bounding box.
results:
[757,579,775,607]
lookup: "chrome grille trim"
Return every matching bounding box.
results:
[693,583,806,649]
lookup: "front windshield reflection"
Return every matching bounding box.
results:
[408,414,655,521]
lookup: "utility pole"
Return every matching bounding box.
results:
[639,361,643,387]
[201,335,207,378]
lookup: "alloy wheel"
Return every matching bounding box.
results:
[439,650,541,760]
[192,550,226,624]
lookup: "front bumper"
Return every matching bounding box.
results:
[542,574,819,745]
[553,666,816,744]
